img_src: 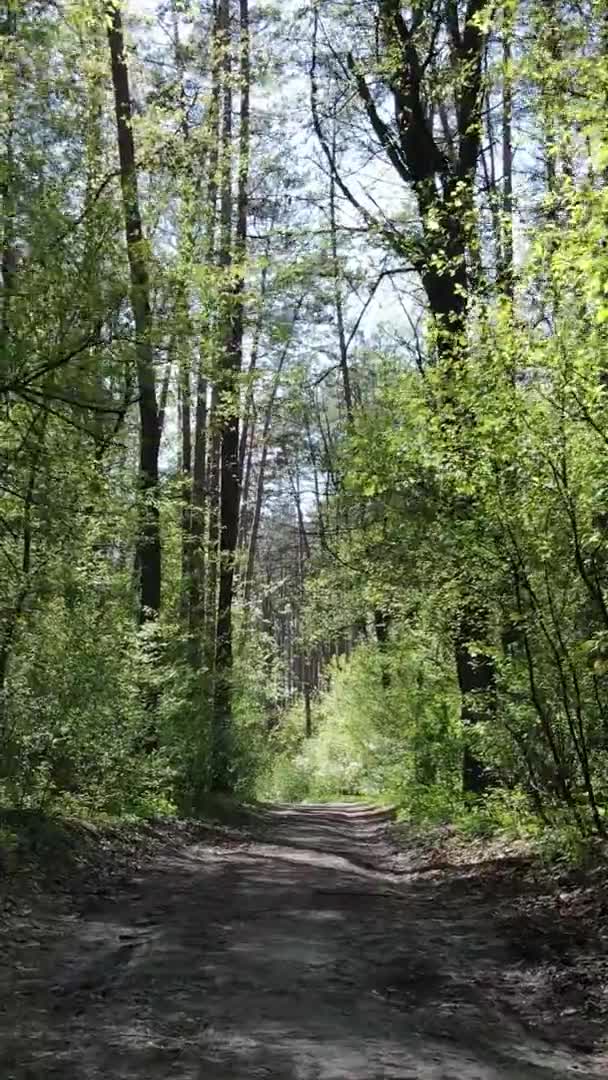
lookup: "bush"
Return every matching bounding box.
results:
[0,593,173,817]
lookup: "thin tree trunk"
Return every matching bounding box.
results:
[169,0,196,628]
[233,0,250,350]
[304,413,326,548]
[242,303,302,605]
[0,415,45,719]
[189,367,208,655]
[237,409,256,552]
[289,459,311,561]
[179,350,192,621]
[107,1,161,623]
[238,262,267,484]
[481,41,502,284]
[328,129,354,422]
[242,427,271,606]
[206,387,221,648]
[158,347,173,438]
[500,10,514,300]
[1,1,17,371]
[238,268,267,479]
[237,263,268,550]
[304,678,312,737]
[211,0,239,788]
[189,0,222,664]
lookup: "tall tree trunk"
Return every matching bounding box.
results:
[189,365,208,656]
[304,412,326,549]
[1,1,16,373]
[242,303,302,605]
[500,8,514,301]
[189,0,222,665]
[179,349,192,621]
[234,0,250,347]
[157,345,173,439]
[289,458,311,562]
[215,0,251,642]
[0,414,45,723]
[328,129,354,422]
[304,677,312,738]
[211,0,240,789]
[237,259,268,538]
[107,1,161,623]
[237,408,256,551]
[169,0,195,628]
[238,264,267,476]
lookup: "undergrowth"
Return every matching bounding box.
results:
[258,633,606,861]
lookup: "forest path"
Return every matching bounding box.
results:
[3,803,606,1079]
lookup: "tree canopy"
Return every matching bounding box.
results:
[1,0,608,843]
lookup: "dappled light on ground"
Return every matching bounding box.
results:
[2,805,606,1078]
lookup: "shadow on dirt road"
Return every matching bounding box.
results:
[2,804,606,1079]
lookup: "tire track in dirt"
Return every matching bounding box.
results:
[2,803,606,1079]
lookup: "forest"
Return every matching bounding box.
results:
[1,0,608,850]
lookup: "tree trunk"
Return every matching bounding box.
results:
[206,389,221,650]
[500,9,514,300]
[304,678,312,738]
[237,409,256,553]
[178,349,192,621]
[189,366,208,659]
[328,132,354,422]
[107,1,161,623]
[212,0,251,779]
[242,302,302,605]
[211,0,240,789]
[188,0,222,665]
[1,1,17,376]
[0,415,45,723]
[455,602,496,792]
[237,260,268,550]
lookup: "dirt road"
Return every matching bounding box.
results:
[2,804,606,1078]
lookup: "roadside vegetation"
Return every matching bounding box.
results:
[2,0,608,867]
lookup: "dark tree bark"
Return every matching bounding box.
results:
[212,0,243,789]
[0,414,46,722]
[500,10,514,300]
[373,609,392,689]
[189,0,222,665]
[107,1,161,623]
[1,1,17,381]
[189,363,208,656]
[206,387,221,651]
[178,348,192,621]
[304,676,312,738]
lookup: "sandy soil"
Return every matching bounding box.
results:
[1,803,607,1079]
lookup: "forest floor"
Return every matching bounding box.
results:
[1,803,608,1079]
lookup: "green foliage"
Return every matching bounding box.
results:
[0,587,174,817]
[2,0,608,859]
[230,628,279,798]
[259,632,463,820]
